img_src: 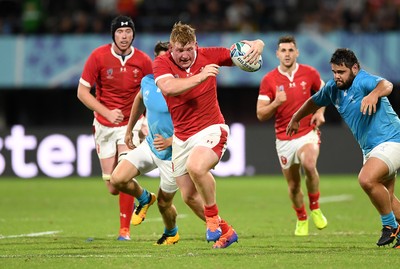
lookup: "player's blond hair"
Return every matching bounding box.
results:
[170,22,196,46]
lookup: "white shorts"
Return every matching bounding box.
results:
[364,142,400,177]
[93,117,144,159]
[276,129,320,169]
[123,139,177,193]
[172,124,229,177]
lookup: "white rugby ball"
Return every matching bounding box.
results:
[230,41,263,72]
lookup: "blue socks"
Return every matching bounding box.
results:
[164,226,178,237]
[381,212,398,228]
[137,189,150,205]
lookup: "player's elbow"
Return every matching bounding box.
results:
[256,110,270,122]
[385,80,394,94]
[157,79,175,96]
[256,112,266,122]
[161,86,175,96]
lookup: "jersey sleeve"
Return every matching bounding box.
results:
[312,80,334,107]
[207,47,233,67]
[80,52,98,87]
[153,55,173,82]
[360,72,383,94]
[258,74,274,102]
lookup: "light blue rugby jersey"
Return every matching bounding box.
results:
[312,69,400,155]
[141,74,173,160]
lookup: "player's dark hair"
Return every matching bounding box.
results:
[154,41,169,56]
[110,15,135,43]
[330,48,360,69]
[278,35,297,47]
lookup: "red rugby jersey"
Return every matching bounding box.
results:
[154,47,233,141]
[80,44,152,127]
[258,64,323,140]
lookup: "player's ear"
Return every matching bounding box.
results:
[351,63,359,73]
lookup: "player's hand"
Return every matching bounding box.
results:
[124,132,135,150]
[274,87,287,106]
[310,113,325,127]
[106,108,124,125]
[153,134,170,151]
[286,119,300,137]
[360,94,378,115]
[242,39,264,64]
[199,64,220,81]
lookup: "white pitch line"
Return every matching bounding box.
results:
[0,230,61,239]
[319,194,353,203]
[0,198,348,241]
[0,254,154,259]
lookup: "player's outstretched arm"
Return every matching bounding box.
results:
[286,97,321,136]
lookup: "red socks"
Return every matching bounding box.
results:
[119,192,134,229]
[204,204,219,218]
[308,192,320,210]
[293,204,307,221]
[204,204,229,234]
[293,192,320,220]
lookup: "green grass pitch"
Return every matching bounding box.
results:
[0,175,398,269]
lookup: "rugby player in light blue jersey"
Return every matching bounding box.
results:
[286,48,400,249]
[110,42,204,245]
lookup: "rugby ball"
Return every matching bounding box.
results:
[230,41,263,72]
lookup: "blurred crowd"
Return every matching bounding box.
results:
[0,0,400,34]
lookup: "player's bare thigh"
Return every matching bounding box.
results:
[111,158,140,185]
[187,146,219,174]
[361,141,400,183]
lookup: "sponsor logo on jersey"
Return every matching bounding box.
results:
[106,68,113,79]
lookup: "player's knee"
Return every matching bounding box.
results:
[358,175,375,193]
[187,163,206,179]
[109,171,125,189]
[104,178,119,195]
[157,197,173,212]
[301,159,317,173]
[103,174,119,194]
[109,188,119,195]
[181,193,197,208]
[180,194,190,205]
[157,200,172,211]
[287,179,301,193]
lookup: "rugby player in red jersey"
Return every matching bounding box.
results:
[154,22,264,248]
[77,15,153,241]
